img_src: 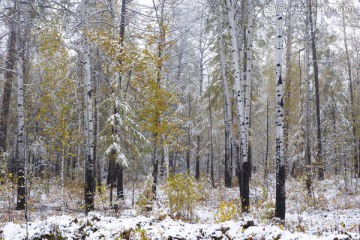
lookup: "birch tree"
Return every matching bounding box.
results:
[81,0,95,213]
[274,0,285,220]
[225,0,249,211]
[242,0,254,208]
[0,15,16,176]
[15,0,26,210]
[216,0,235,187]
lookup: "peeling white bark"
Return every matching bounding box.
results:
[244,0,254,156]
[225,0,246,166]
[217,1,237,181]
[275,0,284,167]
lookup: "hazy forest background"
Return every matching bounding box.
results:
[0,0,359,239]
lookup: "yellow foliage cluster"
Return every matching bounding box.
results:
[214,200,240,223]
[33,21,77,157]
[163,173,201,219]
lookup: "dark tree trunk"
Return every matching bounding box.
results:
[85,154,95,212]
[94,48,102,193]
[275,163,286,219]
[172,151,177,174]
[209,91,214,188]
[241,161,250,212]
[332,91,338,175]
[112,0,127,200]
[116,163,124,200]
[264,99,269,195]
[309,0,324,180]
[108,150,116,206]
[195,136,200,180]
[160,150,165,178]
[152,145,159,200]
[66,154,71,176]
[109,178,114,207]
[107,158,116,185]
[224,127,232,187]
[0,25,16,173]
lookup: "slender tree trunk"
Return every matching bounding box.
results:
[195,13,205,180]
[209,90,214,188]
[109,178,113,206]
[283,0,293,174]
[95,52,102,192]
[225,0,248,211]
[94,48,102,193]
[186,93,191,173]
[0,23,16,172]
[116,163,124,199]
[342,12,359,178]
[305,6,312,195]
[274,0,285,220]
[151,0,166,199]
[115,0,127,200]
[224,122,231,187]
[241,0,254,210]
[264,99,269,196]
[61,147,65,212]
[216,2,234,187]
[152,143,159,199]
[163,143,169,178]
[15,0,26,211]
[332,89,338,174]
[308,0,324,180]
[195,136,200,179]
[83,0,95,213]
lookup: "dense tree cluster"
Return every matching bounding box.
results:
[0,0,359,220]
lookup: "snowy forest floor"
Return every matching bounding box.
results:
[0,173,360,239]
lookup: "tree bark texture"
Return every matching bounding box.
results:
[275,0,285,220]
[82,0,95,213]
[0,23,16,169]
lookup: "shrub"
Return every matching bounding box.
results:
[135,175,154,215]
[163,173,201,219]
[260,200,275,220]
[214,200,239,223]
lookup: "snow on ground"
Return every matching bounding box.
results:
[2,212,359,239]
[1,174,359,239]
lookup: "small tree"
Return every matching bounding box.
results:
[164,173,201,219]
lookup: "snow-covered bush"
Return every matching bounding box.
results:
[163,173,201,220]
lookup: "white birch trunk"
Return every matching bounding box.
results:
[275,3,284,165]
[82,0,95,213]
[217,2,236,184]
[16,0,26,210]
[225,0,246,167]
[275,0,285,220]
[244,0,254,158]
